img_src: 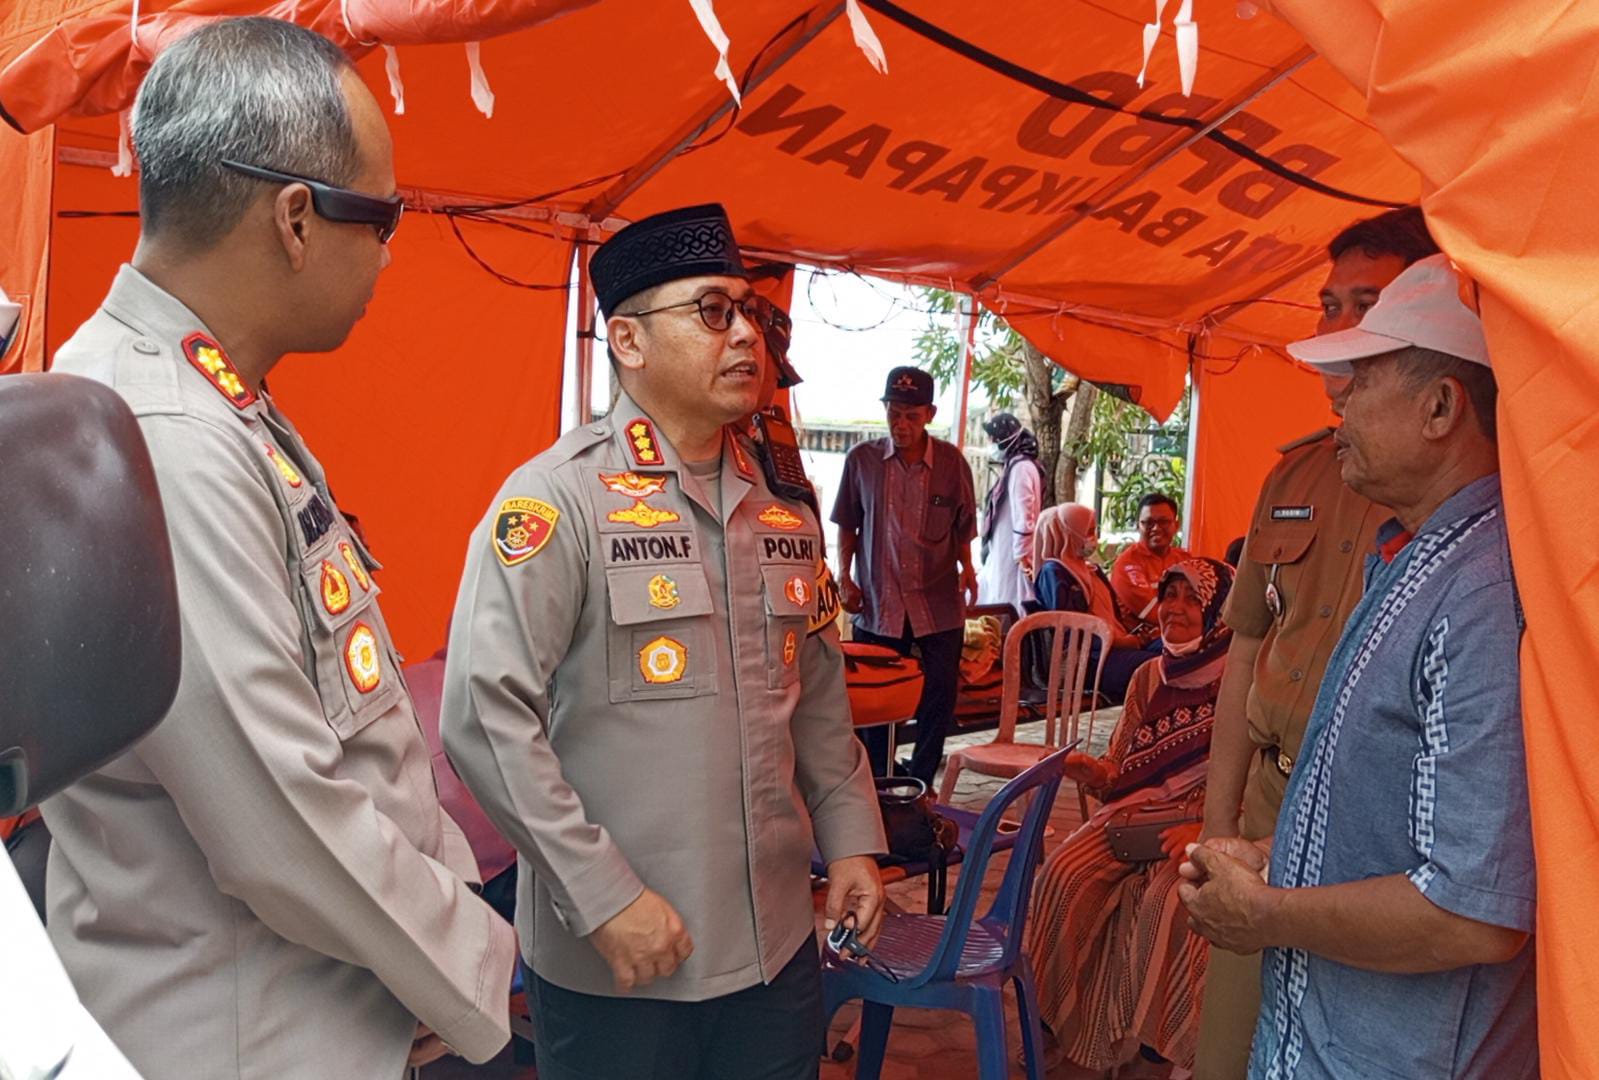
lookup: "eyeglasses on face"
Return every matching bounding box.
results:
[221,159,404,244]
[620,290,776,334]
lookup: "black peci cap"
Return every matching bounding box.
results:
[590,203,748,318]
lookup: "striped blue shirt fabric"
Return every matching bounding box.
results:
[1250,474,1537,1080]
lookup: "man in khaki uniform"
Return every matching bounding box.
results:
[43,20,515,1077]
[1193,207,1438,1077]
[442,204,886,1079]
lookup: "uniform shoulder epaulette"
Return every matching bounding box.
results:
[539,419,615,470]
[1276,426,1336,455]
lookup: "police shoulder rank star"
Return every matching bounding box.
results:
[494,497,560,566]
[625,418,664,467]
[181,333,256,409]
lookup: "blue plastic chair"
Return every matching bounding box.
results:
[822,746,1072,1080]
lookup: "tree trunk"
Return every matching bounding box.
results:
[1020,341,1068,507]
[1056,380,1099,504]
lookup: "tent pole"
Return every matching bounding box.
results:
[1182,333,1204,551]
[955,300,979,448]
[576,230,597,425]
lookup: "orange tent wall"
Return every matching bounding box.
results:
[1190,346,1334,557]
[0,125,53,373]
[45,158,573,659]
[1265,2,1599,1075]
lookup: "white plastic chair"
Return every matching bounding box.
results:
[938,612,1110,805]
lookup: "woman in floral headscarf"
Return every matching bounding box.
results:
[1025,556,1235,1077]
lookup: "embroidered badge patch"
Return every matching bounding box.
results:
[730,437,754,480]
[182,333,256,409]
[608,501,682,529]
[785,574,812,609]
[599,471,669,499]
[263,444,302,489]
[344,622,382,693]
[638,636,687,684]
[626,418,664,466]
[339,540,372,592]
[494,497,560,566]
[782,630,797,666]
[809,559,843,636]
[647,574,681,610]
[757,504,804,531]
[320,561,351,615]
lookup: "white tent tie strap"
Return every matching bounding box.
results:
[686,0,740,104]
[112,109,133,177]
[1174,0,1199,96]
[382,45,406,115]
[465,42,495,118]
[1136,0,1169,89]
[339,0,379,46]
[845,0,888,74]
[129,0,141,53]
[1136,0,1199,96]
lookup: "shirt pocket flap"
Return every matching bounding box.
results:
[606,565,714,625]
[761,564,816,619]
[1250,521,1316,566]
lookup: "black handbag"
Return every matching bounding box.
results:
[875,777,958,863]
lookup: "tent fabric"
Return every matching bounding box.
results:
[0,124,53,373]
[2,1,1595,1070]
[1263,3,1599,1076]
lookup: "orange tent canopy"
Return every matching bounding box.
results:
[3,3,1593,1071]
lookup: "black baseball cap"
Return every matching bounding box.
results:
[881,366,934,406]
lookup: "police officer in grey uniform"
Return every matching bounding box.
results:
[43,20,515,1078]
[442,203,886,1079]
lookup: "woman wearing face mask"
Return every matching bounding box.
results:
[1029,503,1161,702]
[1024,557,1234,1078]
[976,413,1046,613]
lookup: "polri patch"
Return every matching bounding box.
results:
[339,540,372,592]
[320,560,352,615]
[757,504,804,531]
[344,622,382,693]
[638,635,687,684]
[494,497,560,566]
[182,333,256,409]
[1270,505,1314,521]
[625,418,664,467]
[785,574,812,609]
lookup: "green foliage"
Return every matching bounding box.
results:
[912,287,1189,531]
[911,288,1063,405]
[1103,455,1187,533]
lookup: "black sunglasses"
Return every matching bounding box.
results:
[221,159,404,244]
[620,290,777,334]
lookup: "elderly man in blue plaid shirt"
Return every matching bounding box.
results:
[1179,255,1537,1080]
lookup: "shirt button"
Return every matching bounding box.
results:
[1319,605,1333,618]
[1340,540,1353,553]
[1290,669,1304,681]
[132,339,160,355]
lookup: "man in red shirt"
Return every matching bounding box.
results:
[1111,492,1189,623]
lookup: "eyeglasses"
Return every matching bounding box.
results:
[221,159,404,244]
[620,290,777,334]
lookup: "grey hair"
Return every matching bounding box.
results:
[132,17,359,249]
